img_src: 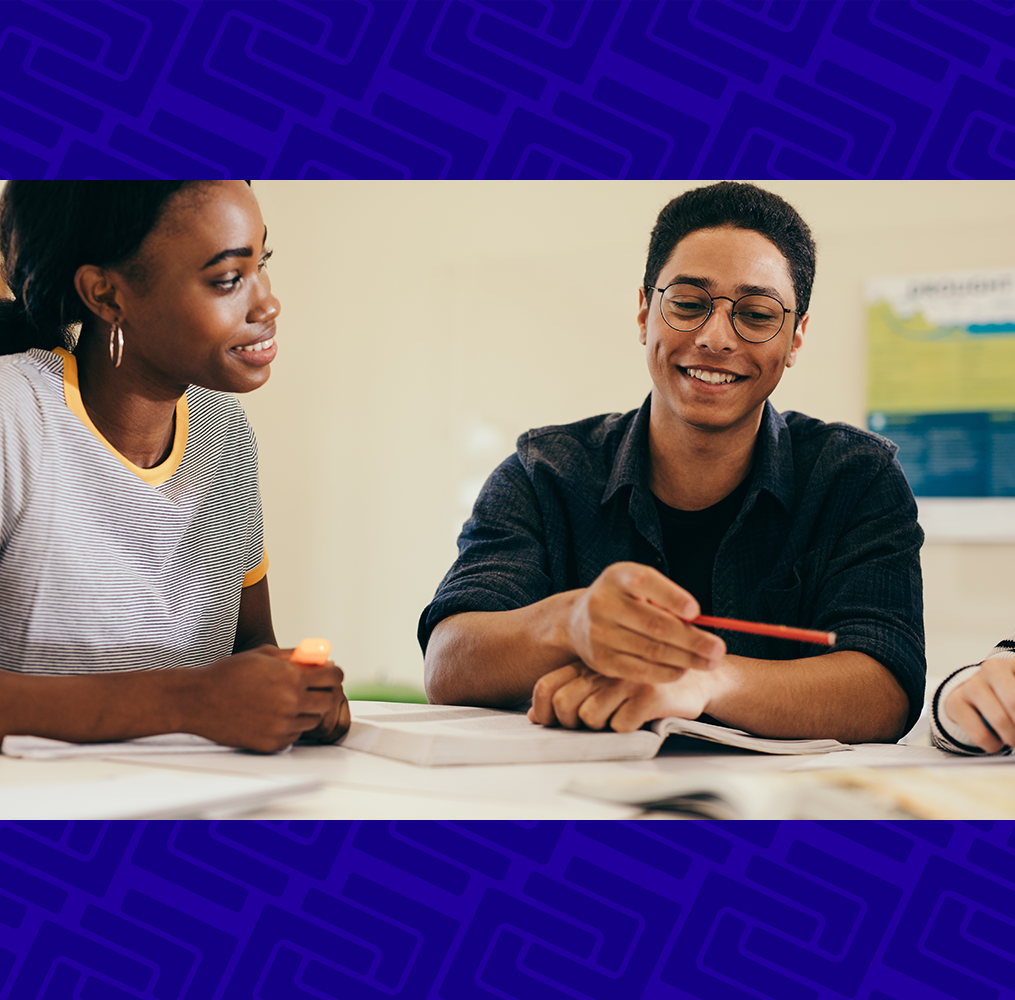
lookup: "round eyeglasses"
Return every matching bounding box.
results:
[646,282,797,344]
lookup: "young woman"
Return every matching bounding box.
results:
[0,180,349,751]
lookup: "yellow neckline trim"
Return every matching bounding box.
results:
[55,348,189,487]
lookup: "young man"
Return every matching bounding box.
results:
[419,183,925,743]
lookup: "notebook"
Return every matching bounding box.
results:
[338,701,851,766]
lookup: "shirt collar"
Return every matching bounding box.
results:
[749,401,796,513]
[601,395,795,512]
[602,394,653,505]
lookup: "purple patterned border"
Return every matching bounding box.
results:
[1,1,1014,179]
[3,819,1015,998]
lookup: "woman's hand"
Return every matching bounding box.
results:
[528,661,711,733]
[944,658,1015,753]
[292,655,352,745]
[182,645,350,752]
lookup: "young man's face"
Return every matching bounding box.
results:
[638,226,807,437]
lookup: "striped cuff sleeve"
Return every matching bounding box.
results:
[930,664,985,754]
[929,635,1015,755]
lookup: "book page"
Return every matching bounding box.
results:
[654,717,850,755]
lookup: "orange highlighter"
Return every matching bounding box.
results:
[290,638,332,665]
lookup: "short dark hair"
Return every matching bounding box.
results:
[0,180,246,356]
[643,181,816,321]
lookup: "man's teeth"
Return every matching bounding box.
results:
[686,368,736,384]
[234,337,275,353]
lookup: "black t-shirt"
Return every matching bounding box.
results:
[653,475,751,616]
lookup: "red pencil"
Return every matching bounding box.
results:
[690,615,836,646]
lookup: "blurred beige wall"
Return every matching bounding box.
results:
[3,180,1012,695]
[245,180,1015,695]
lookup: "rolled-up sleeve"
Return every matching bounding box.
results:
[418,454,554,653]
[810,455,926,730]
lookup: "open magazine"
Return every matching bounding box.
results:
[564,768,913,820]
[338,701,851,766]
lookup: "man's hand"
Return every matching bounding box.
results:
[183,646,350,752]
[565,562,725,683]
[944,658,1015,753]
[528,661,711,732]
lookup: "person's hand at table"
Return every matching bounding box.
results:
[944,657,1015,753]
[564,562,725,683]
[183,646,350,752]
[528,662,711,732]
[295,658,352,746]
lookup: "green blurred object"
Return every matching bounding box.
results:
[346,684,428,704]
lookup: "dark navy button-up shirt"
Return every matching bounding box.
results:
[419,396,926,729]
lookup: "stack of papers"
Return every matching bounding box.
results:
[1,733,243,759]
[0,771,320,820]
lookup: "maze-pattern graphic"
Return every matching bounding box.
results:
[1,0,1015,178]
[2,820,1015,999]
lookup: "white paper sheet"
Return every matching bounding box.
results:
[1,733,291,759]
[0,771,319,819]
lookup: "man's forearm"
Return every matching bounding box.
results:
[703,650,910,743]
[425,564,727,707]
[424,594,581,707]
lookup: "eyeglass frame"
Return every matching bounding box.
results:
[645,281,798,344]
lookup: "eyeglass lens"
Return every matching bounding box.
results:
[660,283,785,343]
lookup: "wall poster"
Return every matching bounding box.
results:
[867,268,1015,541]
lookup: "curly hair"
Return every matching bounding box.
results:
[643,182,816,320]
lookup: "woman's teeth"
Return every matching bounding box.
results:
[686,367,737,384]
[233,337,275,353]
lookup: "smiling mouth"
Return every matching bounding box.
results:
[232,336,275,353]
[681,367,743,385]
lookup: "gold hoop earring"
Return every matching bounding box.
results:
[109,323,123,368]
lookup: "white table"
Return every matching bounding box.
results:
[5,735,1005,820]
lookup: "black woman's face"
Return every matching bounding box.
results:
[113,180,280,396]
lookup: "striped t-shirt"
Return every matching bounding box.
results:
[0,348,267,674]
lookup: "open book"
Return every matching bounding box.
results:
[564,768,911,820]
[339,701,851,766]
